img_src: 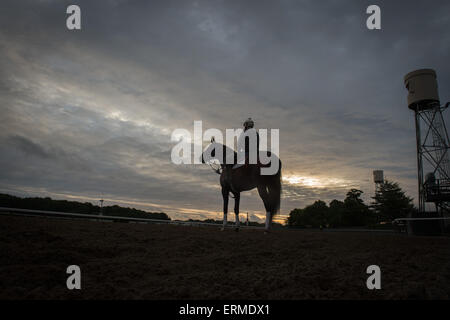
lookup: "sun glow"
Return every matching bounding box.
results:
[282,175,353,188]
[107,111,128,122]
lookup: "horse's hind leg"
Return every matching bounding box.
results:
[221,188,229,231]
[234,192,240,231]
[257,186,271,232]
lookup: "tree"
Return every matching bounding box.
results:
[286,208,304,227]
[328,199,345,227]
[286,189,374,228]
[342,189,372,226]
[303,200,329,227]
[371,180,414,222]
[286,200,329,228]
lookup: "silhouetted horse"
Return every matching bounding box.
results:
[201,140,282,232]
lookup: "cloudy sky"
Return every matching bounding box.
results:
[1,0,449,223]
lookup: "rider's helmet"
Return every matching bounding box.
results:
[243,117,254,129]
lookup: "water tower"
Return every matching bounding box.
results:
[404,69,450,214]
[373,170,384,191]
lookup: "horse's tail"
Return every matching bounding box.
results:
[270,160,282,218]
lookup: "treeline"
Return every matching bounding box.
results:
[287,181,414,228]
[0,194,171,220]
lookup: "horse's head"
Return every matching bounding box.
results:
[201,137,218,164]
[201,137,237,167]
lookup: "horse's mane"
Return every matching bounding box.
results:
[216,142,237,165]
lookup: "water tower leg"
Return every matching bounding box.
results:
[415,112,425,213]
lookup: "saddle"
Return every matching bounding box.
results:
[232,152,272,170]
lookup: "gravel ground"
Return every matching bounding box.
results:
[1,214,449,299]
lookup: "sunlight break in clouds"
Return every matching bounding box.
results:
[282,175,355,189]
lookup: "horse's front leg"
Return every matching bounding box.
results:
[221,188,229,231]
[234,192,240,232]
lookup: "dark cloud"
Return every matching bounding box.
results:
[7,135,52,159]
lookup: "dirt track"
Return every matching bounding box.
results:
[1,214,449,299]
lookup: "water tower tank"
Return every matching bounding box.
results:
[404,69,440,110]
[373,170,384,184]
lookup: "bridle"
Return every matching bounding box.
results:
[206,137,222,174]
[208,162,222,175]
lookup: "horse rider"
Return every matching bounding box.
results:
[234,117,260,169]
[225,118,259,192]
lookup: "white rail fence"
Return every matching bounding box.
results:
[4,206,448,233]
[0,206,264,229]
